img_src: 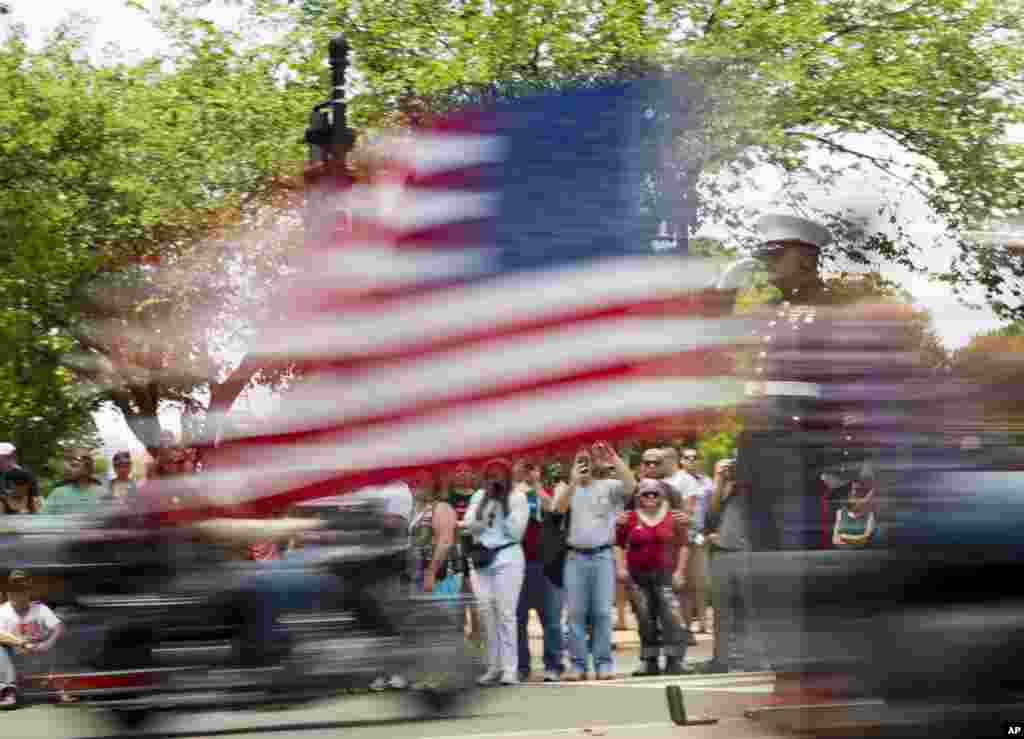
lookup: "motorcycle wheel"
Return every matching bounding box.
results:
[402,598,481,716]
[109,708,153,731]
[96,626,157,732]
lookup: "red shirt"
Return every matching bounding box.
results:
[616,509,679,572]
[522,487,551,562]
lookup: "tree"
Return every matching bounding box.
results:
[252,0,1024,317]
[0,11,316,454]
[7,0,1020,455]
[0,317,101,476]
[951,322,1024,439]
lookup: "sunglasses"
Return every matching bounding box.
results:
[641,459,661,466]
[639,490,661,499]
[683,455,698,461]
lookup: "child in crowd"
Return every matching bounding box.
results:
[0,571,67,708]
[832,478,878,549]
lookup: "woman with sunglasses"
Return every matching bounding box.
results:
[615,478,690,676]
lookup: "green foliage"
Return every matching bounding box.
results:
[952,320,1024,385]
[0,8,312,450]
[3,0,1020,455]
[951,321,1024,441]
[694,431,737,478]
[258,0,1024,319]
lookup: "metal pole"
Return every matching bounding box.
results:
[327,34,355,164]
[305,35,355,167]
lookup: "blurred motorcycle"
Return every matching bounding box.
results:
[0,501,479,731]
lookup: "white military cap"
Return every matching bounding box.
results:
[0,443,15,455]
[756,214,833,253]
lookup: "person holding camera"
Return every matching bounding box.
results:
[703,457,758,674]
[464,459,529,686]
[554,442,636,681]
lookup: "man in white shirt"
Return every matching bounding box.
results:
[662,447,698,503]
[0,571,65,707]
[674,448,713,639]
[554,443,636,680]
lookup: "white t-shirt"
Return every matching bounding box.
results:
[0,601,61,643]
[555,478,627,549]
[667,470,698,499]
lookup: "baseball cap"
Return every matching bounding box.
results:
[0,442,15,456]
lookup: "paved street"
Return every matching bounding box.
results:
[2,619,800,739]
[5,669,786,739]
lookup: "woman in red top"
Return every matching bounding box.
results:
[615,478,690,676]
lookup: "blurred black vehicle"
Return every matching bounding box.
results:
[0,499,478,731]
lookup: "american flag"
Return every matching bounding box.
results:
[173,79,750,520]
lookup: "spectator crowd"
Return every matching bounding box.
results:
[0,431,881,701]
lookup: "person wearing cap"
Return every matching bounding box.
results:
[728,213,923,676]
[735,213,881,552]
[1,468,40,515]
[0,571,66,707]
[464,459,530,686]
[40,449,105,515]
[106,451,139,507]
[0,443,37,504]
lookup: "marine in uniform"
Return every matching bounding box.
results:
[730,214,925,675]
[735,214,917,552]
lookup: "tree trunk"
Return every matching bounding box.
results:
[109,387,163,459]
[205,354,262,443]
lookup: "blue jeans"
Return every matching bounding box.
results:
[564,549,614,675]
[516,560,564,676]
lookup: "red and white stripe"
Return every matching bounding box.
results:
[173,117,751,520]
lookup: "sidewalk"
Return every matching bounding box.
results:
[524,608,715,660]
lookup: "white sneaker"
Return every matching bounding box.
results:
[370,674,407,691]
[543,669,561,683]
[499,671,519,686]
[476,669,501,686]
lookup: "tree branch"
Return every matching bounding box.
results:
[703,0,723,35]
[206,353,264,440]
[109,387,163,456]
[783,130,931,201]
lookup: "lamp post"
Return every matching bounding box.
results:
[305,34,355,172]
[0,3,11,41]
[303,35,357,242]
